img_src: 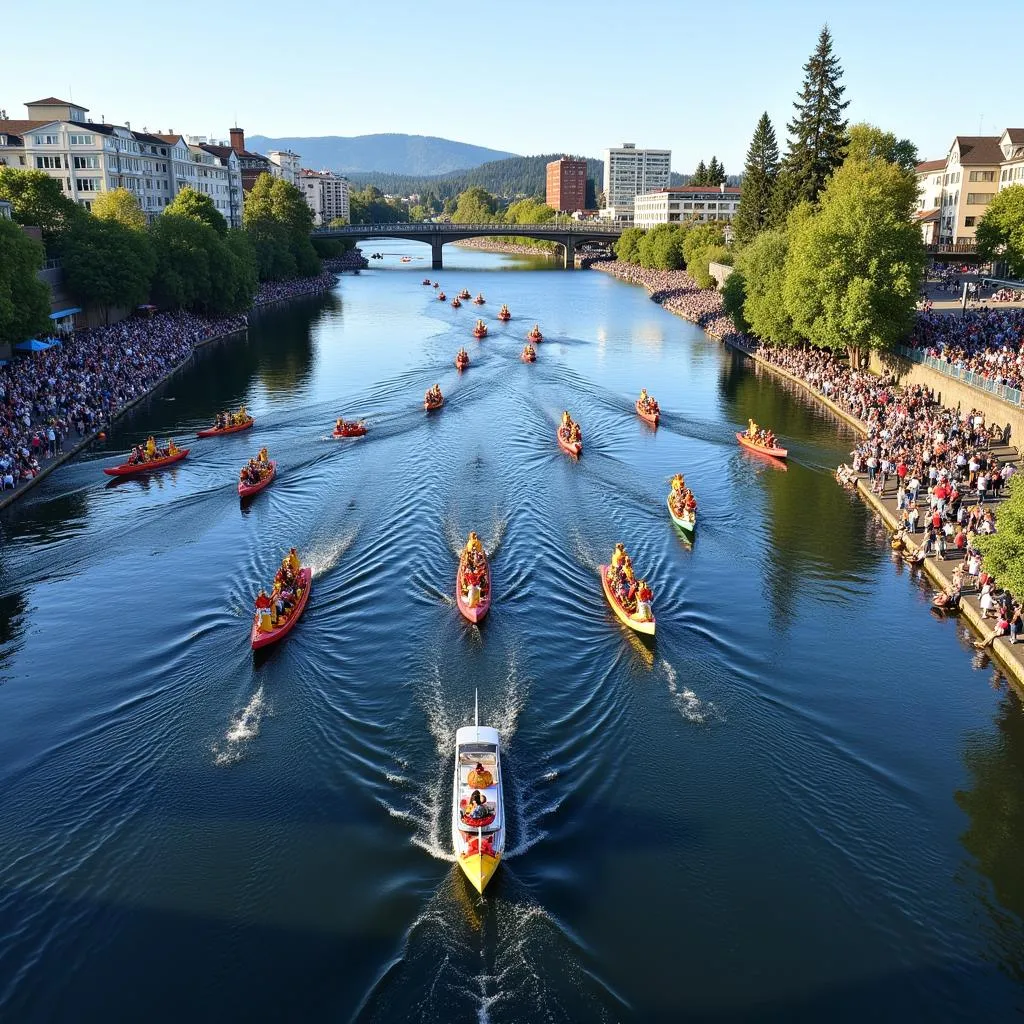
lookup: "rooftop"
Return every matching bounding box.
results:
[915,159,946,173]
[25,96,87,110]
[953,135,1003,166]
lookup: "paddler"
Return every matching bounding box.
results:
[639,388,649,409]
[167,440,179,456]
[255,589,273,632]
[466,531,483,556]
[635,580,654,622]
[611,543,626,570]
[145,435,157,459]
[671,473,685,493]
[285,547,300,575]
[569,421,581,443]
[748,418,758,439]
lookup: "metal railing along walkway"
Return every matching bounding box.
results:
[897,345,1023,406]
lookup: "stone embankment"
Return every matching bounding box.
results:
[453,239,556,258]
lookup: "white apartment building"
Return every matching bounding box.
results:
[602,143,671,220]
[300,169,350,226]
[913,159,945,245]
[998,129,1024,189]
[633,185,742,228]
[267,149,301,185]
[183,137,243,228]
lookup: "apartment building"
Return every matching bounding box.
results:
[268,150,301,186]
[601,143,671,222]
[228,127,271,193]
[300,169,350,226]
[998,128,1024,189]
[545,157,587,213]
[913,159,945,245]
[633,185,741,229]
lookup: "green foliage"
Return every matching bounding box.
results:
[976,184,1024,279]
[311,235,353,257]
[452,186,498,223]
[92,188,148,231]
[736,227,798,345]
[776,26,849,216]
[706,157,726,186]
[976,476,1024,599]
[62,215,155,319]
[348,185,408,225]
[243,173,320,280]
[734,113,780,245]
[682,223,726,276]
[166,186,228,235]
[0,167,82,243]
[783,157,924,354]
[691,160,708,186]
[504,198,555,225]
[720,267,749,333]
[845,123,919,173]
[615,227,645,263]
[0,218,51,345]
[150,214,254,313]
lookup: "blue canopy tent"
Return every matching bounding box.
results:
[14,339,53,353]
[49,307,81,321]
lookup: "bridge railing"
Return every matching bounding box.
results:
[312,221,623,235]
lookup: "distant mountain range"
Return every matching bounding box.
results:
[247,133,517,176]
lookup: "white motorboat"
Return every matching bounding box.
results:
[451,694,505,893]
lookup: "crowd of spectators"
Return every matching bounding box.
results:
[907,308,1024,391]
[0,271,342,495]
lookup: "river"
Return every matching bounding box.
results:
[1,241,1023,1022]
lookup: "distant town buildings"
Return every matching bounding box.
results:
[633,185,742,229]
[601,143,671,223]
[0,97,258,227]
[545,157,587,213]
[228,127,272,194]
[300,168,351,226]
[915,129,1024,246]
[267,149,301,186]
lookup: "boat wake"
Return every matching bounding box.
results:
[662,659,722,725]
[353,872,625,1024]
[213,685,269,765]
[307,529,358,579]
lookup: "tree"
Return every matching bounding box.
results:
[452,186,498,223]
[243,174,319,280]
[149,214,216,310]
[651,224,689,270]
[976,184,1024,279]
[0,218,51,345]
[92,188,148,231]
[733,113,780,246]
[348,185,408,225]
[691,160,708,186]
[0,167,82,243]
[62,216,155,322]
[976,476,1024,599]
[720,267,749,334]
[845,123,919,174]
[736,227,798,345]
[776,26,849,215]
[783,156,924,362]
[615,227,644,263]
[707,156,726,186]
[166,186,227,235]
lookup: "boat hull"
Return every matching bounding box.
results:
[455,357,469,370]
[666,495,696,535]
[472,329,487,339]
[238,460,276,498]
[458,852,501,894]
[527,332,543,343]
[521,352,536,363]
[197,418,254,438]
[736,431,788,459]
[636,401,659,426]
[103,448,190,476]
[456,549,491,623]
[599,564,655,636]
[452,723,504,894]
[557,428,581,457]
[424,397,445,412]
[497,313,511,321]
[250,567,312,650]
[332,424,367,438]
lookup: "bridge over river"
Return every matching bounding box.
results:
[312,221,624,269]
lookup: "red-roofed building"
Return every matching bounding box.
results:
[228,127,271,194]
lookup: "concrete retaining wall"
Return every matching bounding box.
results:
[708,262,734,289]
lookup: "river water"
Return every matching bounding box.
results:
[2,241,1023,1022]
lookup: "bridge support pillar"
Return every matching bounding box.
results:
[431,240,443,270]
[562,238,575,270]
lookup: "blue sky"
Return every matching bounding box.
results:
[4,0,1022,173]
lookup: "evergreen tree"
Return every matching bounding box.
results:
[733,113,781,245]
[692,160,708,186]
[775,25,849,216]
[707,156,726,186]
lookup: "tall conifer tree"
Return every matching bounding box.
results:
[733,113,780,245]
[691,160,708,186]
[707,156,726,186]
[774,26,849,216]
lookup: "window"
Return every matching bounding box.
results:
[33,134,59,145]
[969,170,995,182]
[964,216,976,227]
[68,133,94,145]
[73,155,98,169]
[966,193,994,206]
[75,177,102,192]
[36,155,62,169]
